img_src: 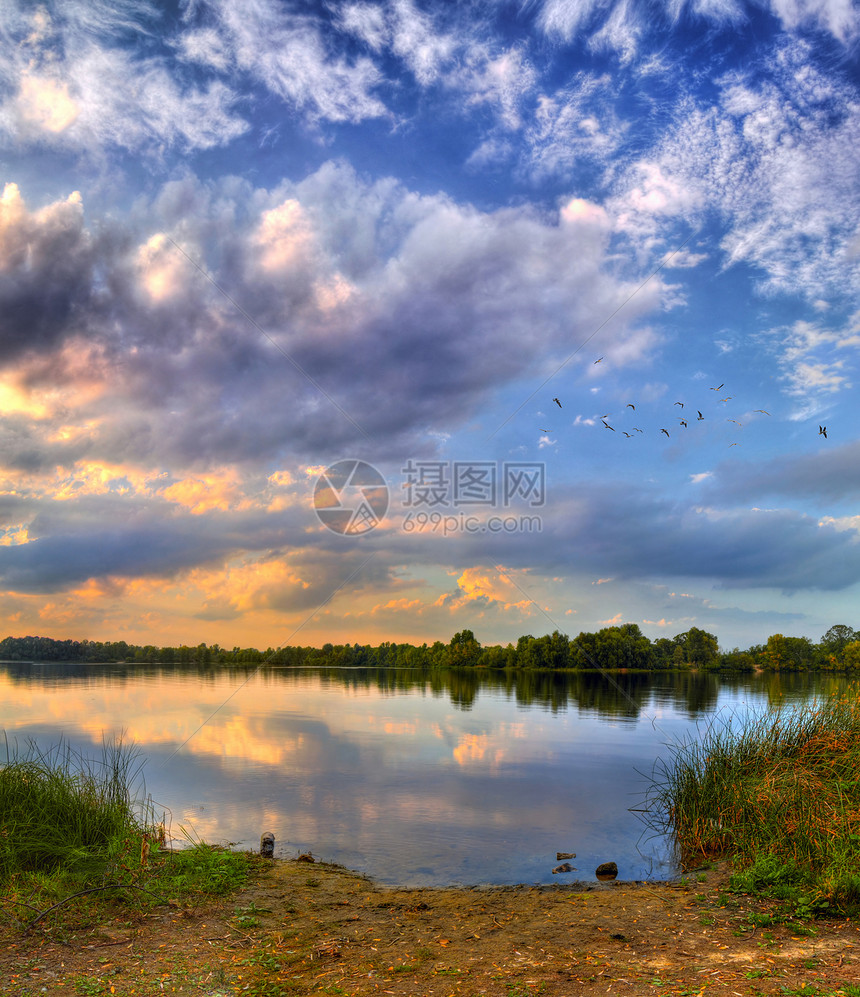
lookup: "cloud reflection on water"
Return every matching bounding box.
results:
[1,664,842,884]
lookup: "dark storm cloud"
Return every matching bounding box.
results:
[0,526,221,592]
[540,487,860,592]
[0,473,404,617]
[0,166,657,472]
[0,188,102,362]
[381,481,860,594]
[702,441,860,505]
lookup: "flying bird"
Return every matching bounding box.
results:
[594,356,604,364]
[727,419,742,426]
[553,398,562,408]
[711,383,725,391]
[679,419,688,427]
[602,420,615,431]
[729,442,740,447]
[623,432,633,438]
[626,403,635,410]
[674,401,684,408]
[540,429,551,433]
[754,410,771,415]
[661,428,670,437]
[720,396,733,402]
[819,425,827,438]
[697,411,704,420]
[633,427,644,433]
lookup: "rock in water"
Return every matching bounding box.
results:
[552,862,575,874]
[260,832,275,858]
[595,861,618,880]
[556,851,576,860]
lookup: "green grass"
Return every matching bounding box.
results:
[0,734,147,880]
[0,734,256,930]
[648,691,860,915]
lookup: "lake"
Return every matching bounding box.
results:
[0,663,847,887]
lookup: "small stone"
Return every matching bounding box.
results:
[260,832,275,858]
[595,861,618,880]
[556,852,576,861]
[552,862,575,874]
[297,851,316,863]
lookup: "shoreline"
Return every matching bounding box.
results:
[5,854,860,996]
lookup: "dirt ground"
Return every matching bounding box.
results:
[3,857,860,996]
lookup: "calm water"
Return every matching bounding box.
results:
[0,663,849,887]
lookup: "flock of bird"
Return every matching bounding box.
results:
[542,359,828,444]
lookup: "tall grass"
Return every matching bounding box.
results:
[648,692,860,912]
[0,734,151,879]
[0,735,258,930]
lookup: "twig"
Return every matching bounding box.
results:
[1,895,41,914]
[25,884,167,931]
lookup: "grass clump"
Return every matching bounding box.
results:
[0,735,145,880]
[0,734,257,930]
[648,691,860,914]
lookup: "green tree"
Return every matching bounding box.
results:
[761,633,815,670]
[842,641,860,670]
[673,628,720,668]
[447,629,481,667]
[821,625,858,655]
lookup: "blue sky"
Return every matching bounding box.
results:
[0,0,858,652]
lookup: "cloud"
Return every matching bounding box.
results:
[197,0,387,124]
[444,566,535,612]
[0,3,248,154]
[433,481,860,594]
[611,41,860,296]
[0,184,101,362]
[766,0,860,42]
[760,316,855,416]
[0,164,664,472]
[387,0,458,86]
[13,74,79,134]
[531,0,856,54]
[455,45,537,132]
[703,440,860,503]
[521,73,628,182]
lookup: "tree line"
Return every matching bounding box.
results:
[1,623,859,671]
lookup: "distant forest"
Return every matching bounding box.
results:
[2,623,859,672]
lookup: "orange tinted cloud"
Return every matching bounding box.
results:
[448,566,533,612]
[15,74,79,133]
[254,199,314,272]
[136,233,196,302]
[190,557,310,614]
[162,470,247,514]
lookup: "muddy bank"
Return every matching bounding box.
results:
[3,857,860,995]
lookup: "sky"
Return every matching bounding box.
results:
[0,0,859,653]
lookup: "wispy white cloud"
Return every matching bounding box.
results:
[521,73,628,181]
[0,2,247,153]
[455,44,537,132]
[608,40,860,296]
[766,0,860,42]
[762,317,854,416]
[532,0,856,54]
[192,0,388,124]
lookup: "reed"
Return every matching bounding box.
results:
[648,691,860,912]
[0,734,149,879]
[0,735,256,930]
